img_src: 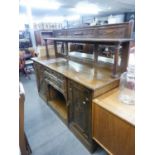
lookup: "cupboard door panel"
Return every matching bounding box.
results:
[68,80,92,140]
[72,87,89,138]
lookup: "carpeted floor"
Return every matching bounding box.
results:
[20,72,107,155]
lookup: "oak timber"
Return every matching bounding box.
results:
[48,99,67,122]
[44,37,132,43]
[32,22,134,153]
[93,88,135,155]
[93,88,135,125]
[32,57,119,98]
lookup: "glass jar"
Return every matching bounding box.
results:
[119,65,135,104]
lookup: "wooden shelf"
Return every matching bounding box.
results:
[44,37,133,43]
[48,98,67,122]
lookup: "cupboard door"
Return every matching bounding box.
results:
[68,80,92,140]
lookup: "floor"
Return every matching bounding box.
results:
[20,72,108,155]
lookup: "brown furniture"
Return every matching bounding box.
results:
[19,51,31,79]
[19,49,37,79]
[19,31,32,48]
[19,83,32,155]
[32,57,119,152]
[44,22,134,77]
[34,30,53,46]
[32,22,134,153]
[93,88,135,155]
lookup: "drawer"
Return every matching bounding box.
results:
[97,27,126,38]
[44,71,57,81]
[44,70,65,82]
[44,70,66,93]
[45,78,66,94]
[54,30,67,37]
[67,28,96,38]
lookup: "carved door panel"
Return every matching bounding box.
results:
[68,80,92,140]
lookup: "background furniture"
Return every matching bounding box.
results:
[34,30,53,46]
[19,51,29,78]
[19,31,32,49]
[93,88,135,155]
[19,48,37,79]
[19,83,32,155]
[36,45,61,58]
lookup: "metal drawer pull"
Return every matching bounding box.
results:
[74,32,83,35]
[85,98,89,101]
[83,101,86,104]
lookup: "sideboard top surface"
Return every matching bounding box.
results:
[93,88,135,126]
[32,57,119,91]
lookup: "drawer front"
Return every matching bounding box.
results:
[54,30,67,37]
[97,27,126,38]
[45,67,65,81]
[44,69,66,94]
[67,28,96,38]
